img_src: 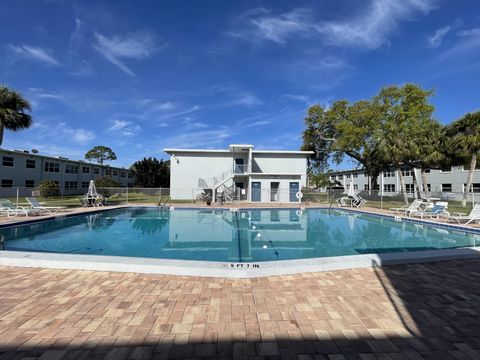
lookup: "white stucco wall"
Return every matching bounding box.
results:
[170,152,233,199]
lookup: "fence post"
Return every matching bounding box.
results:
[61,187,64,207]
[126,186,128,205]
[16,187,19,209]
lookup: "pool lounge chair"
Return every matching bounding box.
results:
[390,199,424,216]
[443,204,480,225]
[410,202,450,219]
[0,199,41,218]
[26,197,66,214]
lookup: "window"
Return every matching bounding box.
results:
[1,179,13,187]
[120,172,126,178]
[383,170,395,177]
[353,184,358,190]
[26,159,36,169]
[440,165,451,172]
[442,184,452,192]
[2,156,14,167]
[353,173,358,178]
[401,166,413,177]
[65,164,79,174]
[64,181,78,190]
[25,180,35,188]
[363,172,368,177]
[346,174,351,179]
[422,184,431,192]
[128,183,134,187]
[338,175,343,180]
[330,175,336,180]
[464,183,480,193]
[93,168,99,175]
[364,184,370,191]
[383,184,396,193]
[128,172,133,178]
[82,166,90,174]
[105,169,112,176]
[44,161,60,173]
[81,181,89,189]
[405,184,414,193]
[112,170,118,176]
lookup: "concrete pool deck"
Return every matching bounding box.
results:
[1,259,480,359]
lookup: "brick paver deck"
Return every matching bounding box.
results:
[1,260,480,359]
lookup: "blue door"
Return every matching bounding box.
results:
[289,182,299,202]
[251,182,261,202]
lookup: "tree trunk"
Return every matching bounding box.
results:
[397,167,408,205]
[421,168,430,201]
[463,153,477,207]
[0,121,4,146]
[412,168,421,199]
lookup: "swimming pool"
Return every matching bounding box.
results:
[1,207,478,263]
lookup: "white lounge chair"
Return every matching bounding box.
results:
[26,197,66,214]
[411,202,450,219]
[0,199,41,218]
[443,204,480,225]
[390,199,424,216]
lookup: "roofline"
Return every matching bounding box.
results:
[164,148,314,155]
[0,148,129,170]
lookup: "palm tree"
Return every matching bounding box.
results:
[446,111,480,207]
[0,85,32,146]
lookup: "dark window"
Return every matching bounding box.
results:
[405,184,414,193]
[25,180,35,188]
[383,184,396,192]
[120,172,126,178]
[93,168,99,174]
[65,164,79,174]
[44,161,60,173]
[464,183,480,193]
[26,159,36,169]
[64,181,78,190]
[422,184,431,191]
[442,184,452,192]
[82,166,90,173]
[2,156,14,167]
[128,172,133,178]
[105,169,112,176]
[353,173,358,178]
[364,184,369,191]
[1,179,13,187]
[346,174,351,178]
[401,166,413,177]
[424,169,431,173]
[113,170,118,176]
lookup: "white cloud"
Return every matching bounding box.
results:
[163,129,231,148]
[316,0,436,49]
[108,119,141,136]
[93,31,158,76]
[250,8,313,45]
[8,45,60,66]
[438,27,480,61]
[232,92,262,106]
[237,0,435,49]
[58,123,95,144]
[155,105,201,120]
[427,19,462,48]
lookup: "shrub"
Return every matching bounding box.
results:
[38,180,60,198]
[94,176,122,197]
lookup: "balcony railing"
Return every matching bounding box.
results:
[234,164,249,174]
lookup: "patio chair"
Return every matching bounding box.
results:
[26,197,66,214]
[0,199,41,218]
[410,202,450,219]
[443,204,480,225]
[390,199,424,216]
[350,194,366,208]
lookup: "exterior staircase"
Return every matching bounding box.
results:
[198,166,235,202]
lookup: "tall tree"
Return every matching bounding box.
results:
[446,111,480,207]
[302,100,385,190]
[131,157,170,188]
[0,85,32,146]
[85,146,117,165]
[375,84,435,204]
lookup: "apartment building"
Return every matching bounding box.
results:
[326,164,480,199]
[165,144,313,203]
[0,148,135,196]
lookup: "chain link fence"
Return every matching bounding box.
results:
[0,186,477,213]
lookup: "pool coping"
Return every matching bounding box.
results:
[2,205,480,278]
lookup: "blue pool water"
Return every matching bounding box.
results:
[0,207,478,262]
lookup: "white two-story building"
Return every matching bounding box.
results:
[164,144,313,203]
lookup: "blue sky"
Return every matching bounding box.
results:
[1,0,479,169]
